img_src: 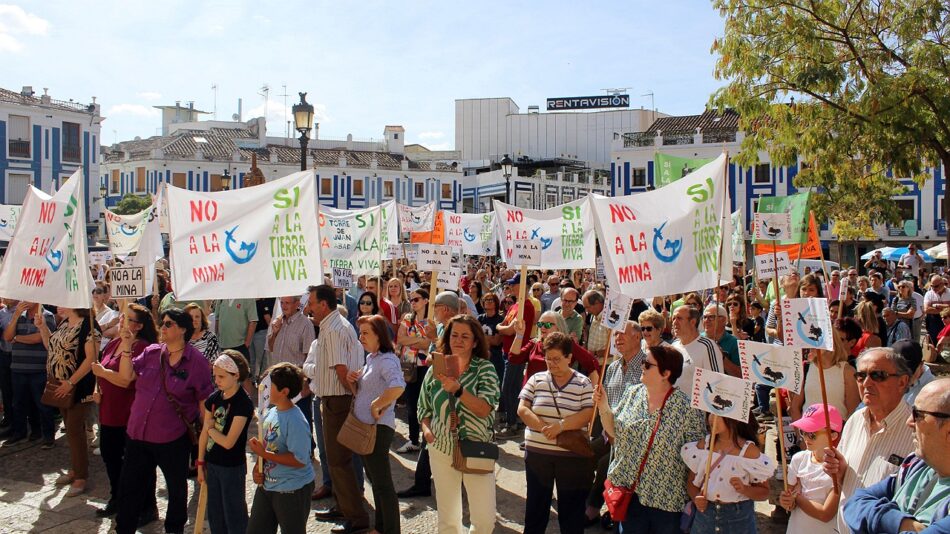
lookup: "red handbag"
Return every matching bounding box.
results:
[602,387,674,522]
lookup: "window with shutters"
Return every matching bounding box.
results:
[136,167,146,192]
[172,173,187,189]
[110,170,120,194]
[441,183,452,199]
[62,122,81,162]
[320,177,333,196]
[352,179,364,196]
[210,174,224,192]
[7,115,30,158]
[6,173,31,204]
[414,182,425,198]
[631,168,646,187]
[382,181,394,198]
[753,163,771,184]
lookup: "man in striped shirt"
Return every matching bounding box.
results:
[303,285,369,533]
[670,305,724,390]
[822,347,916,534]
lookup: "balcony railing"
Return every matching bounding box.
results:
[623,132,655,148]
[702,129,737,144]
[8,140,30,158]
[63,144,81,163]
[661,130,695,146]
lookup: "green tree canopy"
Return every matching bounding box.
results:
[111,194,152,215]
[711,0,950,241]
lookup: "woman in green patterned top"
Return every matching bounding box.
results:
[418,314,501,534]
[593,344,705,534]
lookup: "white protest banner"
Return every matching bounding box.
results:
[754,251,792,280]
[332,267,353,289]
[442,211,465,252]
[155,183,170,233]
[398,202,435,233]
[603,290,634,332]
[377,201,399,260]
[104,206,150,255]
[318,204,388,276]
[417,244,453,271]
[731,210,746,263]
[493,197,596,269]
[511,240,542,267]
[110,266,146,299]
[690,368,755,423]
[595,256,606,281]
[590,155,732,299]
[406,244,418,263]
[459,213,496,256]
[753,212,793,241]
[0,170,94,308]
[167,170,320,300]
[782,297,834,351]
[89,251,113,264]
[0,204,22,241]
[129,187,165,296]
[437,267,462,289]
[737,340,804,394]
[387,244,404,260]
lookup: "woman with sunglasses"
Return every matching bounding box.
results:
[93,281,121,349]
[34,306,102,494]
[113,308,214,534]
[387,278,411,318]
[395,289,430,453]
[725,296,755,341]
[91,304,159,519]
[358,291,381,318]
[517,332,595,533]
[790,320,860,424]
[638,309,671,349]
[593,345,706,533]
[508,311,600,389]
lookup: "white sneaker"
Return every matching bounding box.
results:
[395,442,420,454]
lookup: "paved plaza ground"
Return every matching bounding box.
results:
[0,404,787,533]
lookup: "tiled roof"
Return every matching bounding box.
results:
[0,87,95,115]
[102,127,455,172]
[644,108,739,134]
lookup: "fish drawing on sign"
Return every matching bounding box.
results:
[608,310,621,325]
[766,225,782,238]
[712,395,733,411]
[224,226,258,265]
[808,324,823,343]
[652,221,683,263]
[762,367,785,383]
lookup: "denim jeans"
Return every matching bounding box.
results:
[690,500,757,534]
[11,371,55,440]
[501,360,525,426]
[116,433,192,534]
[0,350,12,422]
[207,463,248,534]
[249,330,268,378]
[754,384,772,413]
[619,493,683,534]
[312,396,364,489]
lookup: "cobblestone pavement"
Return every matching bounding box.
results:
[0,405,787,533]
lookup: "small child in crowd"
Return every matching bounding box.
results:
[780,404,842,534]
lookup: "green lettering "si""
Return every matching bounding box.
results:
[273,186,300,209]
[686,178,715,203]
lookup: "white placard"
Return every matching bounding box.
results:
[753,212,793,241]
[602,290,634,332]
[781,297,834,351]
[731,210,746,263]
[406,244,418,263]
[0,204,22,241]
[417,244,453,271]
[690,368,755,423]
[595,256,605,281]
[110,266,146,299]
[511,240,542,267]
[754,251,792,280]
[332,267,353,289]
[437,267,462,290]
[738,340,804,394]
[459,213,496,256]
[104,205,151,255]
[387,244,403,260]
[494,197,596,269]
[89,251,114,264]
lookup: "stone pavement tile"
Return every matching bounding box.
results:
[0,505,75,533]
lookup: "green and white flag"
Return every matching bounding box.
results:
[654,153,715,188]
[752,192,811,245]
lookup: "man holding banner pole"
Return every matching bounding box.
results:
[496,272,535,439]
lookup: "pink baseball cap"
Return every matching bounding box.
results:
[791,404,843,433]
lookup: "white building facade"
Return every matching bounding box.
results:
[610,109,948,266]
[0,85,103,229]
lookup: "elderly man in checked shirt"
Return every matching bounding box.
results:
[303,285,369,533]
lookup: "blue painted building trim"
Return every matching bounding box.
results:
[83,131,90,220]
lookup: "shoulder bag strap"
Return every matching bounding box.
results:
[159,347,194,428]
[547,372,564,419]
[631,386,675,491]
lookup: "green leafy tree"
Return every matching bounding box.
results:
[711,0,950,242]
[112,194,152,215]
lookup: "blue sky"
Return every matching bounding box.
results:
[2,1,726,150]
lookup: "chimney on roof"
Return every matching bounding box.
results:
[384,125,404,155]
[20,86,34,97]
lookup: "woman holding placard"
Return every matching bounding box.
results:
[593,345,705,534]
[395,289,430,453]
[507,311,600,388]
[682,414,772,534]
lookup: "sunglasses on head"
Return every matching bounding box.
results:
[911,406,950,422]
[537,321,555,329]
[855,370,903,382]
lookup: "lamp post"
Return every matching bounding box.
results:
[500,154,513,205]
[97,182,108,240]
[220,169,231,191]
[292,92,314,172]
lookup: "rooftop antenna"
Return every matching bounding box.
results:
[211,83,218,119]
[642,90,655,124]
[278,83,289,138]
[258,84,270,131]
[600,87,631,95]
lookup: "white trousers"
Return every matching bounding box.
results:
[429,445,497,534]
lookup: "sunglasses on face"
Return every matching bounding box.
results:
[359,301,373,306]
[855,370,903,382]
[410,297,423,303]
[537,321,555,329]
[92,289,106,295]
[800,431,829,441]
[561,299,576,305]
[911,406,950,422]
[161,320,177,328]
[641,360,657,371]
[641,325,655,332]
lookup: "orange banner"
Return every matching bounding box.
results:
[410,210,445,245]
[754,213,821,260]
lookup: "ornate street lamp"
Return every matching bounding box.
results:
[292,92,315,172]
[220,169,231,191]
[500,154,513,205]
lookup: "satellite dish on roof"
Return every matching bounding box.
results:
[232,113,240,121]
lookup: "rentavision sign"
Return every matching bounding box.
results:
[547,95,629,111]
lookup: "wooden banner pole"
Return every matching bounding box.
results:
[702,415,720,497]
[588,328,613,435]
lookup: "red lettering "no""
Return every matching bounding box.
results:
[506,211,524,223]
[38,202,56,224]
[609,204,636,223]
[190,200,218,222]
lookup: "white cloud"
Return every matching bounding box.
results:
[0,4,50,53]
[418,131,445,140]
[107,103,161,118]
[422,141,453,151]
[137,91,162,101]
[246,97,329,138]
